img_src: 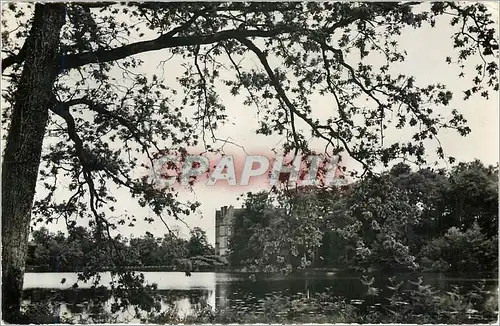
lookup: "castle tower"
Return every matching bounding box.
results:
[214,205,241,256]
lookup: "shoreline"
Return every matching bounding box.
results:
[24,267,498,280]
[25,266,348,273]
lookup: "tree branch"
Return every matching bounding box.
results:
[239,37,370,174]
[62,27,293,70]
[49,98,112,244]
[73,2,116,9]
[1,47,26,73]
[1,24,31,73]
[131,2,302,14]
[63,96,159,169]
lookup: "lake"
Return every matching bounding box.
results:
[22,271,498,323]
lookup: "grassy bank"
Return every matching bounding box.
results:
[26,255,230,273]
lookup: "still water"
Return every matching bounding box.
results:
[23,271,498,323]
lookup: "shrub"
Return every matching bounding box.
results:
[419,223,498,273]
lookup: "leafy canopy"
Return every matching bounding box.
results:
[228,161,498,274]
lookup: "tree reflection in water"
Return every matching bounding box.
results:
[21,271,498,323]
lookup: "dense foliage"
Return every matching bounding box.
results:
[229,160,498,274]
[26,227,220,272]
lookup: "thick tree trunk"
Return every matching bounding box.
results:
[2,4,65,323]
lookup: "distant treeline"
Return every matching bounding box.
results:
[228,161,499,274]
[26,226,226,272]
[27,160,498,275]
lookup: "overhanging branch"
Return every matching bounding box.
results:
[1,47,26,73]
[62,27,293,70]
[63,96,160,170]
[49,99,110,238]
[73,2,115,9]
[239,37,370,174]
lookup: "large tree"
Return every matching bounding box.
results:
[1,2,498,322]
[229,186,343,272]
[186,227,213,257]
[229,161,498,273]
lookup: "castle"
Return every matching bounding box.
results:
[215,205,242,256]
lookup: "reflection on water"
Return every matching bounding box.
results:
[23,271,498,323]
[23,272,218,290]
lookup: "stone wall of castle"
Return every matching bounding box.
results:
[215,205,241,256]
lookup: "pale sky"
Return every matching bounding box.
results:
[2,2,499,245]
